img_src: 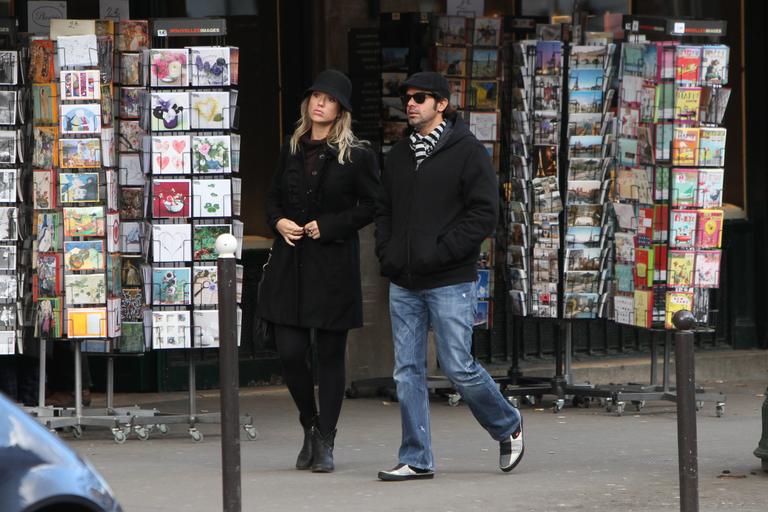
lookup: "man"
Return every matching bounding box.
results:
[375,72,524,481]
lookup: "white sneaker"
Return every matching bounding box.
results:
[499,417,524,472]
[378,463,435,481]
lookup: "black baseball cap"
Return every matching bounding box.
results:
[400,71,450,100]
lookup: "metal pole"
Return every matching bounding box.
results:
[38,339,46,407]
[216,234,241,512]
[106,357,114,410]
[672,310,699,512]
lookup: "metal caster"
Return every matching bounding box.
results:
[244,425,259,441]
[632,400,646,412]
[573,396,591,408]
[157,424,169,435]
[695,401,704,412]
[135,426,150,441]
[189,428,203,442]
[716,403,725,418]
[604,398,613,412]
[447,393,462,407]
[71,425,83,439]
[553,399,565,413]
[507,396,520,408]
[522,395,536,406]
[112,428,127,444]
[615,401,625,417]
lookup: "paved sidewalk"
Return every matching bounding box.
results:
[70,379,767,512]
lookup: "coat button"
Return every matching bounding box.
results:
[311,171,317,176]
[319,154,325,160]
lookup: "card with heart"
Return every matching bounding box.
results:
[151,135,191,174]
[190,91,229,130]
[152,223,192,262]
[152,179,191,218]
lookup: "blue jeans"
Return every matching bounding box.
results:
[389,281,521,470]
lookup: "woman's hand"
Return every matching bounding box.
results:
[304,220,321,240]
[276,218,305,246]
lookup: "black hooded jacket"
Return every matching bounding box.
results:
[374,113,498,290]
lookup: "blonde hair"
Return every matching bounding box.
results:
[289,97,366,164]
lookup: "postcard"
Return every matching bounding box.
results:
[118,322,145,352]
[194,223,231,261]
[120,187,144,220]
[469,80,498,110]
[568,156,606,181]
[65,273,106,305]
[382,72,407,96]
[119,52,142,85]
[0,207,16,241]
[100,84,114,126]
[36,253,60,298]
[0,169,14,204]
[32,84,57,126]
[189,46,231,86]
[36,298,62,339]
[153,179,191,218]
[151,91,189,131]
[533,75,561,111]
[119,120,144,153]
[381,47,409,71]
[0,130,16,165]
[64,240,105,271]
[97,35,114,83]
[150,49,188,87]
[192,135,231,173]
[0,273,15,302]
[472,49,498,79]
[118,153,144,186]
[66,307,107,338]
[535,41,562,76]
[435,16,467,45]
[30,39,55,83]
[190,91,230,130]
[60,70,101,101]
[468,112,498,141]
[101,126,116,167]
[59,172,99,203]
[0,91,16,125]
[32,126,58,169]
[120,221,143,254]
[570,45,605,69]
[106,212,120,253]
[473,17,501,46]
[63,206,105,237]
[569,90,602,114]
[152,267,191,305]
[0,303,16,330]
[60,104,102,135]
[0,244,15,270]
[446,78,465,108]
[152,223,192,262]
[192,310,221,348]
[435,47,467,76]
[117,20,149,52]
[192,178,231,218]
[152,135,191,174]
[36,212,62,253]
[121,287,144,322]
[58,34,99,67]
[60,138,101,168]
[152,310,191,349]
[192,265,218,306]
[119,86,143,119]
[0,51,17,85]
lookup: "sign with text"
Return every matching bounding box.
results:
[27,1,66,35]
[100,0,130,21]
[447,0,484,17]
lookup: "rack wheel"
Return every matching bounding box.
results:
[71,425,83,439]
[615,402,625,417]
[716,403,725,418]
[523,395,536,406]
[112,429,127,444]
[632,400,646,412]
[695,401,704,412]
[135,427,150,441]
[244,426,259,441]
[553,399,565,413]
[507,397,520,408]
[189,428,203,442]
[158,424,169,435]
[447,393,462,407]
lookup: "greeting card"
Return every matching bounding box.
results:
[192,179,231,218]
[30,39,55,83]
[152,179,191,218]
[66,307,107,338]
[193,224,231,261]
[151,135,191,174]
[193,310,220,348]
[36,253,60,298]
[119,87,143,119]
[63,206,106,237]
[64,240,105,271]
[192,265,218,306]
[120,222,144,254]
[0,50,18,85]
[65,273,106,305]
[435,47,467,76]
[152,267,191,305]
[36,298,62,339]
[190,91,230,130]
[32,126,58,168]
[0,244,15,270]
[101,127,116,167]
[36,212,62,253]
[152,310,191,349]
[32,84,57,124]
[0,207,16,240]
[192,135,231,173]
[120,187,144,220]
[0,91,17,125]
[473,17,501,46]
[0,169,14,204]
[60,138,101,168]
[152,223,192,262]
[60,70,101,101]
[434,16,467,45]
[117,20,149,52]
[118,119,145,153]
[150,91,189,131]
[119,52,142,85]
[59,172,99,203]
[57,34,99,67]
[150,49,188,87]
[189,46,231,86]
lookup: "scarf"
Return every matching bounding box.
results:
[409,120,446,167]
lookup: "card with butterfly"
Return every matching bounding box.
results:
[152,135,191,174]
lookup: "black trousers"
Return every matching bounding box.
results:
[274,324,347,436]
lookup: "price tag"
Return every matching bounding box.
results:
[100,0,130,20]
[673,22,686,34]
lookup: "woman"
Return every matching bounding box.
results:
[257,69,379,473]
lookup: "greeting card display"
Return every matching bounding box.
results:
[192,135,231,173]
[150,49,189,87]
[152,267,191,305]
[151,92,189,131]
[152,179,191,218]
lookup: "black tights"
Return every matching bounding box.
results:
[274,324,348,435]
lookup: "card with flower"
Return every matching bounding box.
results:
[193,224,231,261]
[151,91,189,131]
[152,135,191,174]
[119,87,143,119]
[192,265,217,306]
[117,20,149,52]
[152,267,191,305]
[64,273,106,305]
[152,179,191,218]
[33,169,56,210]
[188,46,231,86]
[118,119,144,151]
[192,178,231,218]
[120,52,142,86]
[192,135,231,173]
[150,49,189,87]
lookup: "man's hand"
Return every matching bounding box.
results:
[276,218,304,246]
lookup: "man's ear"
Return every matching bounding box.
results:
[437,97,449,113]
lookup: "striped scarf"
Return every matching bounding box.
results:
[409,120,446,167]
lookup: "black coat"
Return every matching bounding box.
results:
[257,141,380,330]
[374,114,498,290]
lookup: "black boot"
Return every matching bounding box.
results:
[311,428,336,473]
[296,415,317,470]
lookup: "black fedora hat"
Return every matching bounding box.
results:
[304,69,353,112]
[400,71,450,101]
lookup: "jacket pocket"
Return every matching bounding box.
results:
[408,228,444,274]
[379,232,407,278]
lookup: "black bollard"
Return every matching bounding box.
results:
[672,310,699,512]
[216,234,241,512]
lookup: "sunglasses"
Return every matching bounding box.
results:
[401,92,439,106]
